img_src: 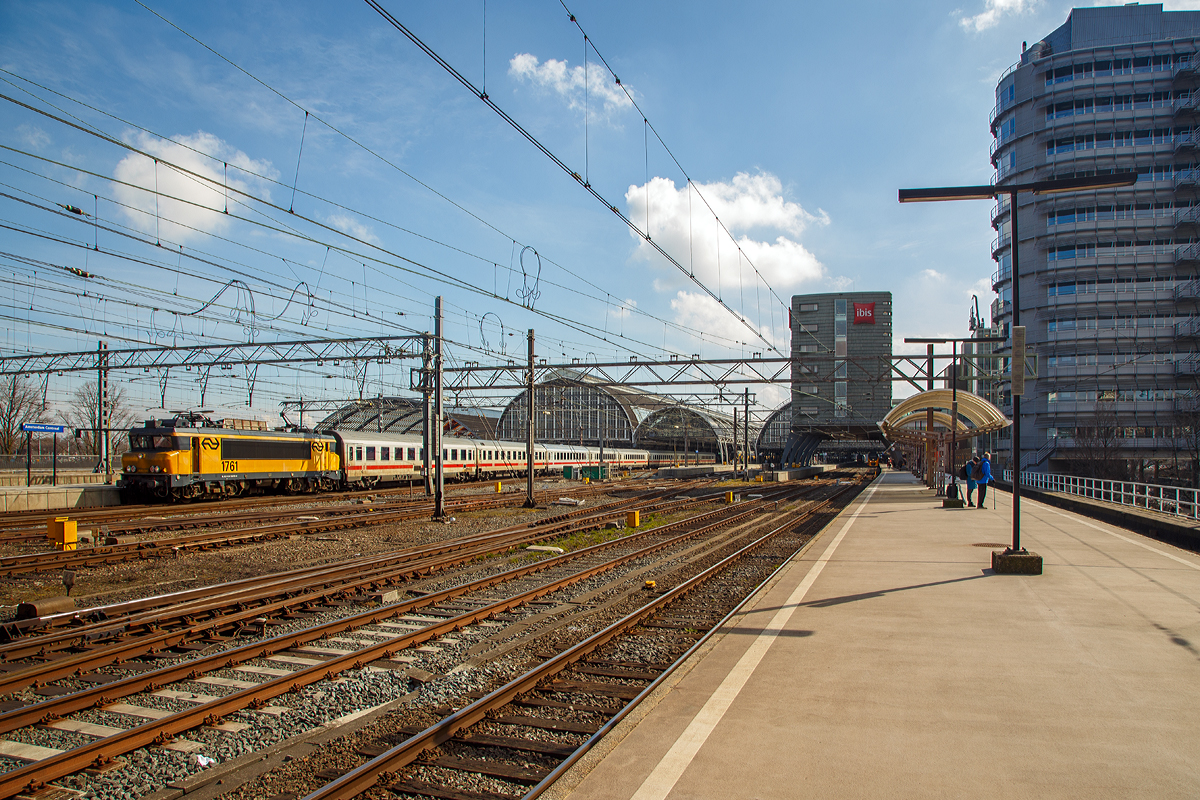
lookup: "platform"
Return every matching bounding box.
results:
[550,469,1200,799]
[0,483,121,512]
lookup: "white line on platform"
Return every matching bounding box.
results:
[1046,510,1200,571]
[629,479,882,800]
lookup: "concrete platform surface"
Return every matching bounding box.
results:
[552,469,1200,800]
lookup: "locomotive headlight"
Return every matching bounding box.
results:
[126,465,137,473]
[150,465,163,473]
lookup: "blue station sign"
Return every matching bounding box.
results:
[22,423,65,434]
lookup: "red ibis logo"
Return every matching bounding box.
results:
[853,302,875,324]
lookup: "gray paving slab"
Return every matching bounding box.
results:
[556,470,1200,800]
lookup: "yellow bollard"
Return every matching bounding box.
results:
[725,490,734,504]
[627,510,640,528]
[495,481,502,493]
[756,475,764,483]
[584,476,590,484]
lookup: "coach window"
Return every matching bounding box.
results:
[451,448,457,460]
[443,449,448,460]
[356,447,363,461]
[408,448,416,461]
[381,447,389,461]
[366,447,375,461]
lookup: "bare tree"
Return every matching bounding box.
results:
[0,375,46,456]
[1175,402,1200,488]
[60,382,137,461]
[1072,398,1125,480]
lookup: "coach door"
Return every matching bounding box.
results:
[191,437,201,477]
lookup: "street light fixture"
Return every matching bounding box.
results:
[899,171,1137,557]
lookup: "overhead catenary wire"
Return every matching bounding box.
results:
[0,74,737,355]
[361,0,781,355]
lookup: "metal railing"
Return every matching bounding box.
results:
[1003,470,1200,520]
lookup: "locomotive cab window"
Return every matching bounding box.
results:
[130,435,180,451]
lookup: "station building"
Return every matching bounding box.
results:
[990,4,1200,474]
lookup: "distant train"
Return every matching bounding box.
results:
[119,415,714,500]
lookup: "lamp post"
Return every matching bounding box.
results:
[906,336,1005,501]
[900,172,1136,555]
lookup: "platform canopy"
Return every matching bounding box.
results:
[878,389,1010,445]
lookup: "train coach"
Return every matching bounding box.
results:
[120,414,715,501]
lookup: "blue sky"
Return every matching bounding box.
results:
[0,0,1190,421]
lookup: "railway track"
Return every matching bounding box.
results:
[0,479,684,577]
[0,475,665,536]
[0,472,869,799]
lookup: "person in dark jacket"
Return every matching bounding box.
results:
[964,455,979,507]
[976,451,993,508]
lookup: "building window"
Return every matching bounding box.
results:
[799,324,818,332]
[798,344,819,353]
[798,303,818,312]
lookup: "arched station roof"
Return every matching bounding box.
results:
[878,389,1010,445]
[757,403,791,453]
[635,405,740,460]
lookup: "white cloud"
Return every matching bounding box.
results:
[112,131,276,244]
[611,297,637,319]
[509,52,633,121]
[625,172,827,297]
[17,124,49,150]
[921,268,945,281]
[327,212,380,245]
[958,0,1038,32]
[669,290,783,352]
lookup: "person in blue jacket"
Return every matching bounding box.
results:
[976,451,993,509]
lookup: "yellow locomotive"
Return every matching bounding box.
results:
[120,415,340,500]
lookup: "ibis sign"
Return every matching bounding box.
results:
[853,302,876,324]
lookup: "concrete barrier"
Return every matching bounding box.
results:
[0,471,110,487]
[655,464,736,479]
[0,484,122,513]
[763,465,838,482]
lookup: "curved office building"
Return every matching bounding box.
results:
[990,5,1200,473]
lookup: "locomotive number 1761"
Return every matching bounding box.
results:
[222,460,238,472]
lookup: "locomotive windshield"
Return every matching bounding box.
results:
[130,434,182,451]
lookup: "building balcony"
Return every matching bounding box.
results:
[1177,243,1200,265]
[1174,94,1200,116]
[1175,205,1200,228]
[1178,355,1200,375]
[1176,316,1200,339]
[1175,168,1200,189]
[1176,278,1200,302]
[991,198,1011,227]
[991,233,1012,258]
[991,266,1011,290]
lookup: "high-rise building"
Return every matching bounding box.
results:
[990,4,1200,474]
[782,291,892,464]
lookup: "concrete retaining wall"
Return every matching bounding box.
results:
[763,465,838,482]
[0,484,122,513]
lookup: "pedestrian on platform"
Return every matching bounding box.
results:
[976,452,993,509]
[963,455,979,507]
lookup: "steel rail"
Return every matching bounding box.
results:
[299,483,860,800]
[0,484,760,688]
[0,480,683,577]
[0,491,793,740]
[0,488,799,797]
